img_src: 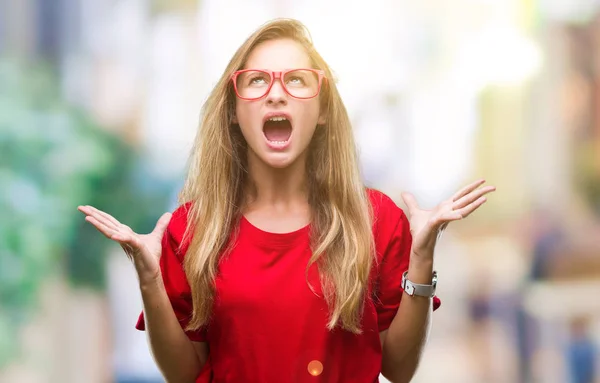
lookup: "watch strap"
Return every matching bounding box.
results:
[401,271,437,298]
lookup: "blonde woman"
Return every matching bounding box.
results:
[79,19,495,383]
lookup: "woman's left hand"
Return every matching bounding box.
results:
[401,179,496,259]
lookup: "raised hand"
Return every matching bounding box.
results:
[77,205,172,285]
[401,179,496,258]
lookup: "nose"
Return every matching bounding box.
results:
[265,78,287,105]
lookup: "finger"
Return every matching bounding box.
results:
[92,208,136,235]
[80,206,120,232]
[440,211,464,221]
[152,213,172,238]
[455,196,487,218]
[85,205,122,228]
[85,216,121,239]
[401,192,419,215]
[453,185,496,210]
[452,179,486,202]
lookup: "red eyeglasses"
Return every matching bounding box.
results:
[231,69,326,100]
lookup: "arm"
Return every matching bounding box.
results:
[370,193,434,383]
[380,256,434,383]
[135,207,209,382]
[140,276,208,383]
[380,180,494,382]
[77,204,208,383]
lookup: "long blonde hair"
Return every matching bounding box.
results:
[179,18,375,334]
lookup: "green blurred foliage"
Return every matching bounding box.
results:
[0,59,171,367]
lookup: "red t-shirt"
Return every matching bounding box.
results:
[136,189,440,382]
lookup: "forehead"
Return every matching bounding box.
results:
[244,38,312,71]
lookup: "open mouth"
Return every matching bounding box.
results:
[263,116,292,145]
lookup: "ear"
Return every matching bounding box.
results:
[232,114,238,124]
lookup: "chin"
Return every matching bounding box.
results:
[261,153,297,169]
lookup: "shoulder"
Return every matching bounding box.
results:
[168,201,193,235]
[366,188,409,230]
[164,201,194,257]
[366,188,411,261]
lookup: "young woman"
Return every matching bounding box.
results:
[78,18,495,383]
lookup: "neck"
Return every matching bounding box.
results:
[245,151,309,209]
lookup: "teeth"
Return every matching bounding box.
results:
[269,140,287,144]
[268,116,287,122]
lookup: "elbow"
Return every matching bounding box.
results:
[165,379,196,383]
[163,371,199,383]
[164,379,193,383]
[151,344,205,383]
[381,332,428,382]
[158,360,202,383]
[381,369,416,383]
[381,355,420,383]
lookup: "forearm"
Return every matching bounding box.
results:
[140,278,204,383]
[381,256,434,383]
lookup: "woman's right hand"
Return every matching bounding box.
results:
[77,205,172,285]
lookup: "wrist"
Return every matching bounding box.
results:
[407,255,434,284]
[410,246,434,260]
[139,273,164,292]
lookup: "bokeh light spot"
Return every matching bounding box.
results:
[307,360,323,376]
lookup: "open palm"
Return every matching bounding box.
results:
[401,179,496,257]
[77,205,172,284]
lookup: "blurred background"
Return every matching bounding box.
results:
[1,0,600,382]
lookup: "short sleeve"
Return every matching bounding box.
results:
[135,204,207,342]
[370,190,441,332]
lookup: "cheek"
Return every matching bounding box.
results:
[235,103,257,132]
[297,102,322,132]
[234,102,245,125]
[234,108,254,145]
[296,98,320,118]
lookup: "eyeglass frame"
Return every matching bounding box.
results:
[231,68,327,101]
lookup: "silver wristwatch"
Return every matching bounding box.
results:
[401,271,438,298]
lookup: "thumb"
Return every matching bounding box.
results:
[401,192,419,214]
[152,212,172,237]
